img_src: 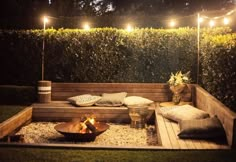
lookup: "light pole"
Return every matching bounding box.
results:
[197,13,201,84]
[42,16,48,80]
[38,16,51,103]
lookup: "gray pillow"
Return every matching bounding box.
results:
[162,105,209,122]
[178,116,226,139]
[95,92,127,106]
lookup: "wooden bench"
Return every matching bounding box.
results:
[32,83,236,149]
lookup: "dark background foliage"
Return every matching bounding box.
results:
[0,27,235,111]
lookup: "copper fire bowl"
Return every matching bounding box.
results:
[54,121,109,141]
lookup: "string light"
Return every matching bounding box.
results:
[43,16,49,24]
[209,20,215,27]
[40,8,235,29]
[83,23,91,30]
[169,20,176,28]
[223,17,230,25]
[198,17,204,23]
[42,16,49,31]
[126,24,133,32]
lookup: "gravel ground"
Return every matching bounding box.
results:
[16,122,158,146]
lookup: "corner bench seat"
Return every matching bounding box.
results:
[155,104,229,149]
[33,83,236,149]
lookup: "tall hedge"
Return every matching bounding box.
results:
[0,27,235,110]
[200,33,236,110]
[0,28,198,84]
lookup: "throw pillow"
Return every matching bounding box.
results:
[68,94,101,106]
[95,92,127,106]
[162,105,209,122]
[124,96,153,106]
[178,116,226,139]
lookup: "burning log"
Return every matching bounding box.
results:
[85,120,97,133]
[68,117,97,134]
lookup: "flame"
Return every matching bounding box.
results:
[76,117,96,133]
[88,118,95,125]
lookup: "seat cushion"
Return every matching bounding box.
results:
[124,96,153,106]
[162,105,209,122]
[95,92,127,106]
[68,94,101,106]
[178,116,226,139]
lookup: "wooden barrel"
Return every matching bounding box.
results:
[38,80,51,103]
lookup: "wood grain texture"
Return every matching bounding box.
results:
[154,106,229,149]
[194,85,236,148]
[0,107,32,139]
[51,83,192,102]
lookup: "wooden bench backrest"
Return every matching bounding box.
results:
[51,83,192,102]
[194,85,236,148]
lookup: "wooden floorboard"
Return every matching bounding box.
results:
[163,118,180,149]
[170,122,188,149]
[155,110,172,149]
[155,107,230,149]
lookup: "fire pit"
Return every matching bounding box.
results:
[54,118,109,142]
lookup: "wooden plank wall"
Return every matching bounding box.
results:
[194,85,236,148]
[32,102,155,123]
[0,107,32,139]
[51,83,192,102]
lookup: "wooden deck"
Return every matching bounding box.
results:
[155,105,229,149]
[0,103,231,149]
[33,101,229,149]
[1,83,234,149]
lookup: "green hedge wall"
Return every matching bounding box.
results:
[0,28,198,84]
[44,28,198,83]
[200,33,236,110]
[0,27,235,110]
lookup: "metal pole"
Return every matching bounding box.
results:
[197,13,200,84]
[42,19,46,80]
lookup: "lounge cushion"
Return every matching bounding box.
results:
[95,92,127,106]
[162,105,209,122]
[178,116,226,139]
[124,96,153,106]
[67,94,101,106]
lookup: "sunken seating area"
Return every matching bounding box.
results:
[32,83,236,149]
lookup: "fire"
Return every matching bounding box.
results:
[71,117,96,134]
[88,118,95,125]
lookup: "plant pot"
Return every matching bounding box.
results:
[170,84,186,104]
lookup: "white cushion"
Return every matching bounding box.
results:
[68,94,101,106]
[124,96,153,106]
[162,105,209,123]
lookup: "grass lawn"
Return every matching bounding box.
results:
[0,105,236,162]
[0,105,27,123]
[0,147,236,162]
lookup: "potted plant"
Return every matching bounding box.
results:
[167,71,191,104]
